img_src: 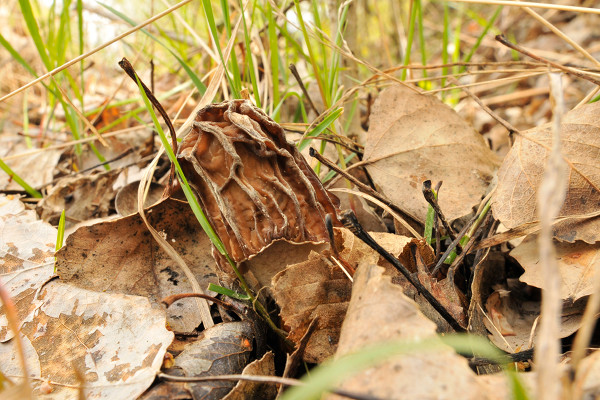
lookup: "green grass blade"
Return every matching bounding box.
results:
[461,6,502,71]
[220,0,242,94]
[99,2,207,95]
[297,108,343,151]
[200,0,239,98]
[416,0,430,90]
[208,283,251,301]
[77,0,84,108]
[424,187,438,245]
[239,0,261,107]
[0,158,42,198]
[441,2,449,99]
[266,3,280,119]
[55,0,72,67]
[401,1,418,81]
[281,334,527,400]
[18,0,52,70]
[134,76,227,256]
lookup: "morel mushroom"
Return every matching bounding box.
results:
[177,100,339,269]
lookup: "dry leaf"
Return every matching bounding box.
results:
[55,198,218,333]
[176,100,338,269]
[271,250,351,363]
[37,169,121,227]
[364,84,499,223]
[331,264,490,399]
[0,195,56,342]
[0,280,173,399]
[492,101,600,243]
[0,138,62,191]
[172,321,262,399]
[511,235,599,301]
[222,351,276,400]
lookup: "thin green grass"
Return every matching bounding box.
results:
[0,158,42,198]
[281,334,530,400]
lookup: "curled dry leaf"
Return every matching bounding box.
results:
[330,264,490,400]
[56,198,219,333]
[511,235,599,301]
[492,101,600,243]
[364,84,499,223]
[0,280,173,400]
[176,100,339,269]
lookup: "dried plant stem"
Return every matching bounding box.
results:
[449,0,600,15]
[535,73,568,400]
[495,35,600,86]
[0,280,30,389]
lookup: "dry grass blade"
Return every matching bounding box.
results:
[449,0,600,15]
[535,73,568,400]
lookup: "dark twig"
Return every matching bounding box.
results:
[340,210,465,332]
[433,181,442,260]
[118,57,177,188]
[422,180,457,243]
[290,63,321,116]
[326,214,356,276]
[309,148,413,221]
[495,35,600,86]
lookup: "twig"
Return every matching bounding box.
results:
[289,63,321,116]
[309,147,413,223]
[495,35,600,87]
[326,214,355,277]
[340,210,465,332]
[447,76,519,135]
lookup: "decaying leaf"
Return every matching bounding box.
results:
[0,194,56,342]
[0,280,173,399]
[492,101,600,243]
[511,235,599,301]
[176,100,339,269]
[56,198,218,333]
[37,169,121,227]
[330,264,490,399]
[363,84,499,223]
[172,321,263,399]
